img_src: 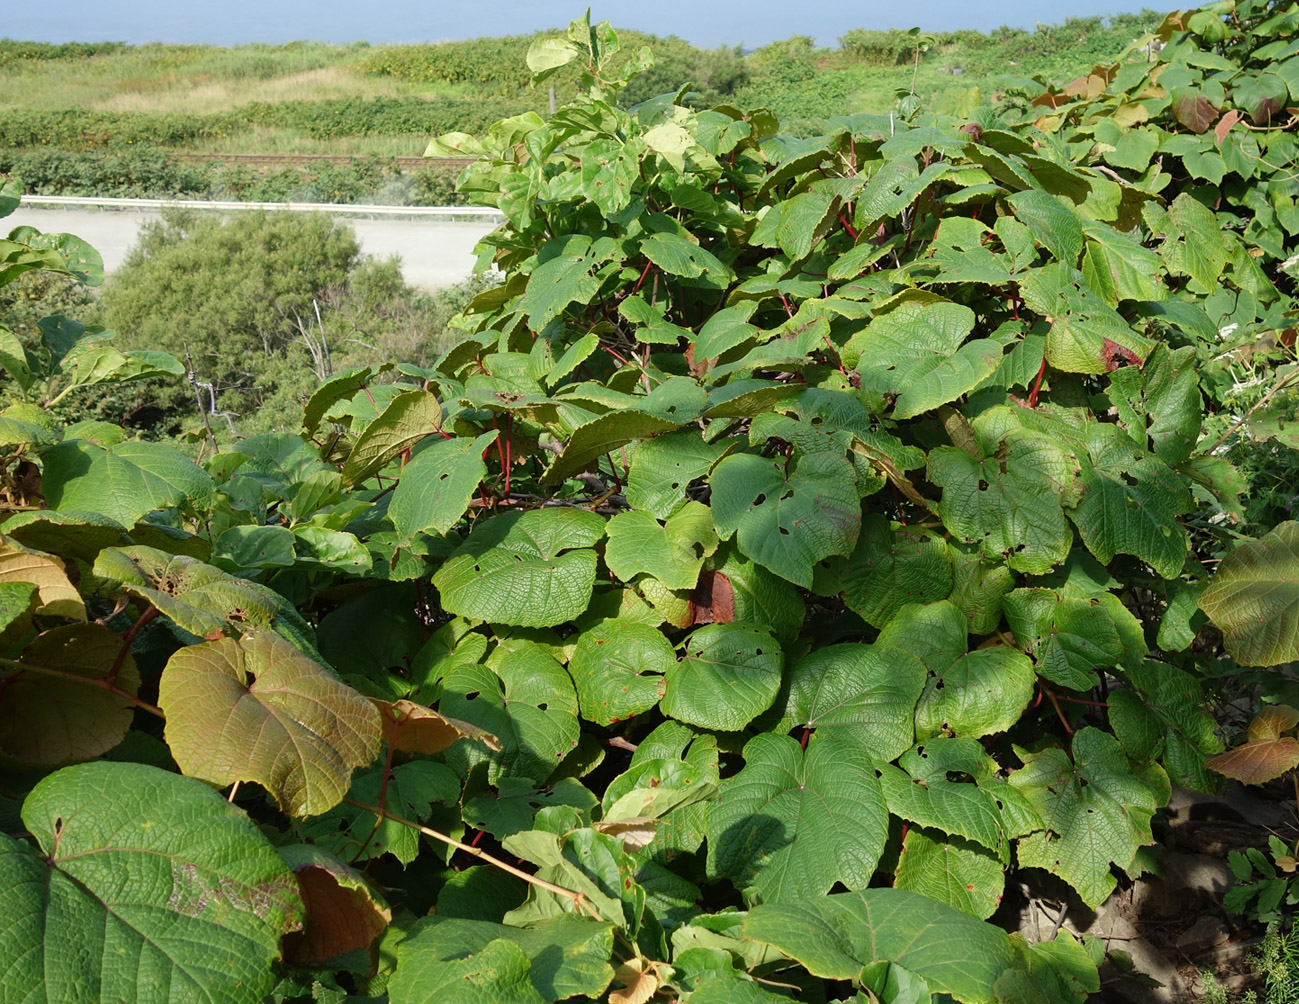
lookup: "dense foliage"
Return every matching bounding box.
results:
[0,148,467,205]
[2,4,1299,1003]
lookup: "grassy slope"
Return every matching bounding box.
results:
[0,14,1165,182]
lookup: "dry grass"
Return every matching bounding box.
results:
[0,42,434,113]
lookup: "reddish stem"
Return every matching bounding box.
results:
[1027,356,1048,408]
[838,212,859,240]
[631,261,653,296]
[503,414,513,497]
[108,606,158,685]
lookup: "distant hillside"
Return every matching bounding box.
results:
[0,12,1164,203]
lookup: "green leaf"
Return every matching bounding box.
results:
[542,411,680,485]
[845,302,1005,419]
[213,524,297,570]
[1007,190,1084,265]
[1144,194,1229,290]
[433,509,605,628]
[1003,588,1124,691]
[1106,344,1200,465]
[567,622,672,726]
[743,888,1014,1002]
[710,450,860,588]
[639,232,734,285]
[779,638,926,761]
[0,624,141,767]
[841,515,953,628]
[395,915,614,1002]
[878,738,1019,856]
[526,36,580,73]
[1199,521,1299,666]
[693,302,759,362]
[158,633,383,817]
[1108,661,1221,790]
[626,429,730,518]
[895,827,1005,920]
[40,439,215,525]
[927,437,1073,575]
[341,389,443,486]
[300,760,460,866]
[1071,425,1192,579]
[1080,228,1166,304]
[389,936,544,1004]
[94,545,281,638]
[301,366,381,436]
[0,761,301,1004]
[1011,728,1161,907]
[662,623,782,731]
[604,501,718,590]
[901,602,1036,740]
[441,643,580,783]
[388,432,496,543]
[1020,263,1153,375]
[464,777,597,841]
[707,732,888,903]
[520,235,618,329]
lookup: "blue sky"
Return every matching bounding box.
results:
[14,1,1160,49]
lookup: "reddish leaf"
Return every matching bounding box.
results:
[1215,109,1242,146]
[1101,339,1143,372]
[1205,737,1299,785]
[688,570,735,626]
[279,845,391,965]
[373,697,502,755]
[1173,91,1219,133]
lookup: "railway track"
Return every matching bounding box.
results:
[168,152,479,169]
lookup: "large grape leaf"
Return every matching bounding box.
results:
[843,301,1005,419]
[1199,521,1299,666]
[341,389,443,486]
[897,602,1036,739]
[541,411,680,485]
[158,632,383,817]
[1106,344,1201,466]
[625,429,732,518]
[894,827,1005,920]
[778,639,926,762]
[743,888,1014,1003]
[0,761,302,1004]
[566,621,672,726]
[879,738,1029,862]
[94,545,281,638]
[389,937,544,1004]
[393,914,615,1002]
[433,509,605,627]
[706,732,888,903]
[0,624,141,767]
[661,623,782,731]
[1003,588,1127,691]
[927,437,1073,575]
[39,439,214,525]
[388,431,496,543]
[841,515,953,627]
[709,449,860,588]
[604,501,719,590]
[1065,423,1189,579]
[1020,263,1153,375]
[440,642,580,782]
[1010,728,1161,907]
[1107,660,1221,789]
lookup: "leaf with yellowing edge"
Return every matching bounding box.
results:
[373,698,502,755]
[609,957,666,1004]
[1206,704,1299,785]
